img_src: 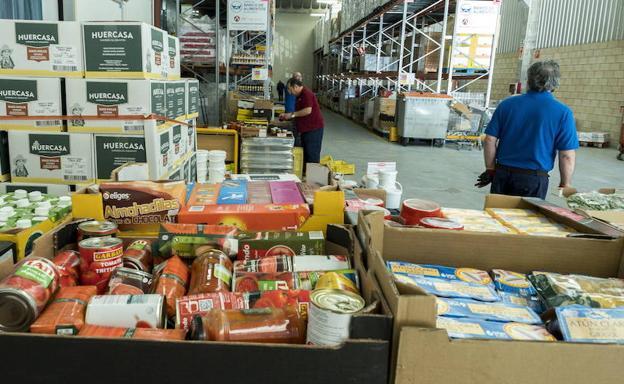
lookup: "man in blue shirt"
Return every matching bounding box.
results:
[284,71,302,113]
[476,60,579,199]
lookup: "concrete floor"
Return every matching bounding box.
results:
[320,109,624,210]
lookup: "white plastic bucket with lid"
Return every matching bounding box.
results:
[379,170,398,189]
[362,174,379,189]
[384,182,403,210]
[208,150,227,164]
[209,167,226,183]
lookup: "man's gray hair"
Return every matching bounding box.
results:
[527,60,561,92]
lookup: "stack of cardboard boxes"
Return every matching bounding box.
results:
[0,20,198,189]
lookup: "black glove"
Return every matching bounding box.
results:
[475,169,495,188]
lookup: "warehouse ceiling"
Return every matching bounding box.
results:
[276,0,333,10]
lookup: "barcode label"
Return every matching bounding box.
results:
[35,120,61,127]
[53,65,78,72]
[64,175,88,182]
[124,124,144,132]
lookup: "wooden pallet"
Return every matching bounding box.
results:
[580,141,610,148]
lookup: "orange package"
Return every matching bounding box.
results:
[99,181,188,225]
[79,325,187,341]
[30,286,98,335]
[153,255,190,317]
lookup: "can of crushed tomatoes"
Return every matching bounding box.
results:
[85,294,166,329]
[107,267,153,295]
[79,237,124,294]
[77,220,118,242]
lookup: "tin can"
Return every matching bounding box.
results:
[77,220,118,242]
[79,237,124,294]
[314,271,360,294]
[107,267,153,295]
[85,294,166,329]
[306,289,365,346]
[233,271,296,292]
[52,250,81,287]
[292,255,351,272]
[190,307,306,344]
[122,240,153,273]
[0,257,60,332]
[175,292,250,331]
[188,249,233,294]
[296,269,359,292]
[233,255,293,273]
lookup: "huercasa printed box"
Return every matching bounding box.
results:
[8,131,95,184]
[166,35,181,80]
[165,80,187,122]
[0,20,83,77]
[82,22,167,79]
[65,79,166,134]
[93,134,147,182]
[144,122,175,180]
[185,78,200,119]
[0,77,63,131]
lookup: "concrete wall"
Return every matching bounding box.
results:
[273,12,317,86]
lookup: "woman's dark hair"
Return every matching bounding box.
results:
[527,60,561,92]
[287,77,303,88]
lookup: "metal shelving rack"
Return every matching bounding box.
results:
[315,0,501,109]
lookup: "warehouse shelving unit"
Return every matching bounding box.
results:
[315,0,501,109]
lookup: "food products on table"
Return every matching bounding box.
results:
[555,305,624,344]
[306,289,365,346]
[99,181,187,225]
[52,250,81,287]
[0,190,72,231]
[122,240,153,272]
[237,231,325,261]
[528,272,624,309]
[157,223,239,259]
[232,255,351,274]
[152,255,190,317]
[30,285,97,335]
[107,267,153,295]
[436,297,542,324]
[394,274,500,302]
[250,290,311,321]
[85,294,166,329]
[77,220,118,242]
[436,316,556,341]
[176,292,250,331]
[492,269,537,297]
[233,271,296,292]
[78,236,124,294]
[234,255,293,273]
[499,292,545,314]
[387,261,493,286]
[400,198,442,226]
[0,257,60,332]
[188,250,233,294]
[190,307,306,344]
[567,191,624,211]
[79,324,187,341]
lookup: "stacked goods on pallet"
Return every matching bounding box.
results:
[178,16,217,65]
[578,132,610,148]
[373,97,396,133]
[240,137,295,175]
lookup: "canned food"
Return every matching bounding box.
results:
[176,292,250,331]
[188,249,233,294]
[306,289,365,346]
[233,272,296,293]
[314,271,360,294]
[52,250,80,287]
[30,285,97,335]
[0,257,60,332]
[107,267,153,295]
[85,294,166,329]
[122,240,153,272]
[233,255,293,273]
[296,269,359,292]
[153,256,190,318]
[79,324,187,341]
[79,237,124,294]
[77,220,118,242]
[190,307,306,344]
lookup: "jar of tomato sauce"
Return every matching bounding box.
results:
[188,250,233,294]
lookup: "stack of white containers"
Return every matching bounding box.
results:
[196,150,209,183]
[208,150,227,183]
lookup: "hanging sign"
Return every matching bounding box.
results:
[455,0,500,35]
[252,68,269,81]
[228,0,269,31]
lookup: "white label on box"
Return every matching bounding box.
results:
[50,45,79,72]
[61,156,90,183]
[31,101,60,116]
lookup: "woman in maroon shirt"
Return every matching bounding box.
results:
[279,78,325,165]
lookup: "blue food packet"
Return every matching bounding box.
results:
[556,305,624,344]
[394,274,500,302]
[217,180,248,205]
[386,261,493,286]
[492,269,537,297]
[436,297,542,324]
[437,316,555,341]
[499,292,545,314]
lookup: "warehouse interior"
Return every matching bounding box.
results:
[1,0,624,383]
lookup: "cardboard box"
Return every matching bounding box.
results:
[93,134,147,182]
[185,79,199,119]
[185,119,197,152]
[66,79,167,134]
[3,224,391,384]
[165,35,181,80]
[0,20,83,77]
[0,214,71,261]
[165,80,187,122]
[0,182,71,196]
[562,187,624,230]
[358,196,624,384]
[83,22,166,79]
[0,77,63,131]
[8,131,95,184]
[143,122,175,180]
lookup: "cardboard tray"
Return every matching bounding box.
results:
[357,196,624,384]
[0,224,392,384]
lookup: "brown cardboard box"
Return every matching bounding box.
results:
[561,187,624,230]
[358,194,624,384]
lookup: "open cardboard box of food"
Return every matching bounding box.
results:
[357,195,624,384]
[561,187,624,230]
[1,224,392,384]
